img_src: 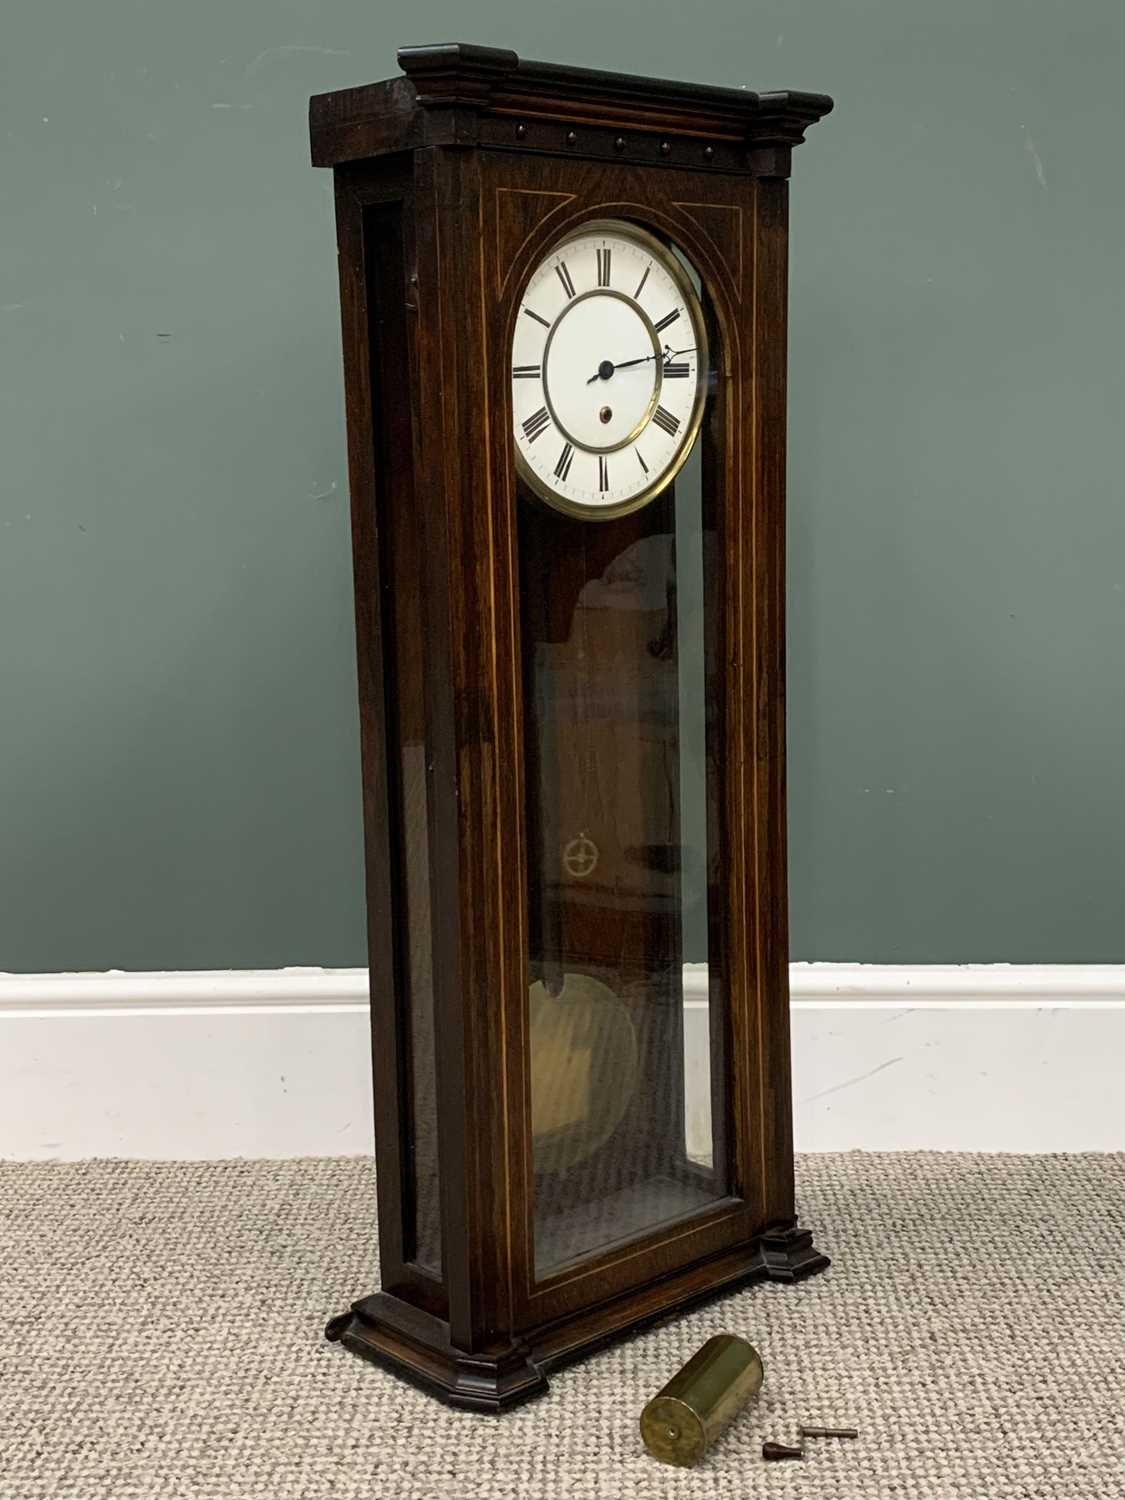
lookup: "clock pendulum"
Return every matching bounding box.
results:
[310,44,833,1410]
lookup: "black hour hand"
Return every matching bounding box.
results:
[585,358,618,384]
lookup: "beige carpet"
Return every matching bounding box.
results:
[2,1155,1124,1498]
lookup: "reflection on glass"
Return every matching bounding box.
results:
[521,440,726,1276]
[383,431,442,1276]
[400,741,442,1273]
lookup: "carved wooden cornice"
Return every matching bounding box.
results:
[310,43,833,178]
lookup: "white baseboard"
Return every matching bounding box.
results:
[2,964,1123,1159]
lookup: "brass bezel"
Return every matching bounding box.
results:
[513,218,710,521]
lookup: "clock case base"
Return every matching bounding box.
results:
[325,1221,828,1413]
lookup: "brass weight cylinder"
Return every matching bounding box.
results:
[640,1334,764,1466]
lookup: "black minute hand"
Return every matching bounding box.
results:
[623,344,697,370]
[584,346,697,384]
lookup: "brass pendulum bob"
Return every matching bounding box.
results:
[640,1334,765,1466]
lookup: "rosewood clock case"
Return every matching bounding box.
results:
[310,44,833,1412]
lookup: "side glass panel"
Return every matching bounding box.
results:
[385,547,442,1275]
[365,202,442,1276]
[519,342,726,1277]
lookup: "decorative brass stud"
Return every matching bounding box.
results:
[614,135,625,152]
[516,122,526,139]
[659,139,671,156]
[703,145,714,162]
[566,130,577,146]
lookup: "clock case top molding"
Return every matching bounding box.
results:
[310,45,832,1411]
[310,42,832,179]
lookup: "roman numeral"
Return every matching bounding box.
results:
[512,364,541,380]
[598,455,609,492]
[663,362,690,379]
[523,307,550,328]
[634,266,650,299]
[522,406,550,443]
[555,261,576,299]
[652,405,680,437]
[636,450,649,475]
[554,442,574,482]
[653,308,680,333]
[596,248,612,288]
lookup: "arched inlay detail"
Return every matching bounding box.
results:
[495,188,577,299]
[669,202,743,300]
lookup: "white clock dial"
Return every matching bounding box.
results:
[511,220,708,518]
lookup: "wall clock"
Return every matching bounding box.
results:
[310,43,833,1412]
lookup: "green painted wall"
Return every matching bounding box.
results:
[2,1,1123,971]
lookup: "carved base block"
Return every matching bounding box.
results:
[326,1299,549,1412]
[755,1221,833,1283]
[326,1221,829,1412]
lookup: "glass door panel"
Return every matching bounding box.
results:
[519,438,726,1277]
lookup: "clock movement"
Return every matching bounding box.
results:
[310,43,833,1411]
